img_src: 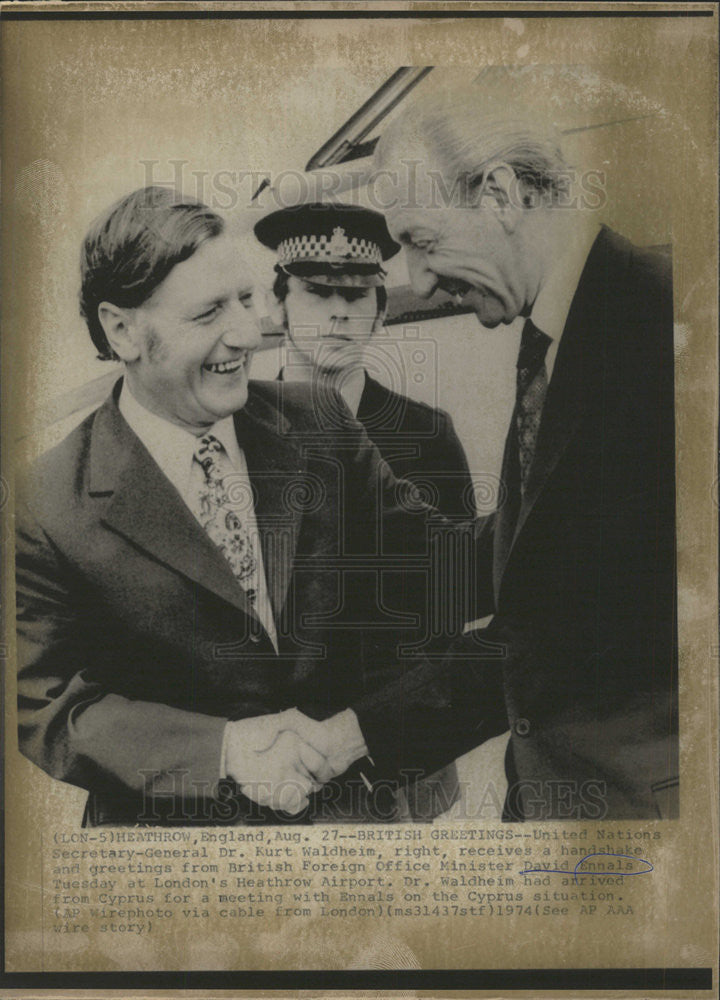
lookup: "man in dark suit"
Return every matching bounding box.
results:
[352,94,679,820]
[15,185,458,825]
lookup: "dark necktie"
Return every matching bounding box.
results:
[516,318,552,494]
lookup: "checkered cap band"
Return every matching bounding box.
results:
[277,226,383,269]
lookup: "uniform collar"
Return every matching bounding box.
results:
[278,363,365,418]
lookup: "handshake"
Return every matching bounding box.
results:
[223,707,369,815]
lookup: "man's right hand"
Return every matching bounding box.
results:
[223,711,334,815]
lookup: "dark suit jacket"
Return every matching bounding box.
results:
[355,227,679,819]
[355,373,476,816]
[276,368,480,654]
[356,373,475,519]
[278,368,478,819]
[16,379,454,825]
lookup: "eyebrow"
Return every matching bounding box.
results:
[188,284,254,312]
[396,226,434,246]
[187,296,223,315]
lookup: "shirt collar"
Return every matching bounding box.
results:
[530,222,600,379]
[208,415,244,468]
[118,381,243,495]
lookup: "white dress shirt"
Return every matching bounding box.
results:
[118,382,278,651]
[530,221,600,382]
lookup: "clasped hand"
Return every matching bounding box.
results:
[224,707,368,815]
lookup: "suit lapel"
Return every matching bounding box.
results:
[90,390,257,618]
[493,414,521,597]
[234,388,306,621]
[496,229,611,590]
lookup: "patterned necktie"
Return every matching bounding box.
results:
[194,434,259,605]
[516,318,552,494]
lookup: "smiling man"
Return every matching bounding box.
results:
[15,185,461,826]
[367,95,679,820]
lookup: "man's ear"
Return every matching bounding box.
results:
[468,162,522,233]
[98,302,141,363]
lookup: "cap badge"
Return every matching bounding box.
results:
[328,226,353,259]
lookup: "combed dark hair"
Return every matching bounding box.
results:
[272,268,388,317]
[79,185,225,360]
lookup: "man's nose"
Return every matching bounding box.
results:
[222,302,262,350]
[406,250,438,299]
[329,293,350,321]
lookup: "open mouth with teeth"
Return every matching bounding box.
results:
[203,356,246,375]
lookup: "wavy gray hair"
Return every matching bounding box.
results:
[375,91,570,207]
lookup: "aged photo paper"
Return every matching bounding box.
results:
[1,2,718,996]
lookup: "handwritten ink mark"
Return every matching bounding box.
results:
[519,852,654,885]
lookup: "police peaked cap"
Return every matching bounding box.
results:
[254,202,400,288]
